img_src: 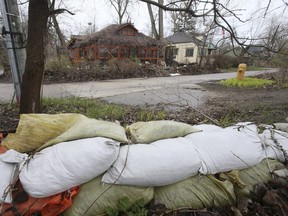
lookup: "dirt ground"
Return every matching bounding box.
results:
[0,68,287,216]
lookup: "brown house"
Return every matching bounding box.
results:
[68,23,164,64]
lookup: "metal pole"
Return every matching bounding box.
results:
[0,0,26,104]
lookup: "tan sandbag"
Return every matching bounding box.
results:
[3,114,128,153]
[126,120,201,143]
[63,176,154,216]
[39,115,128,151]
[221,159,286,198]
[154,175,236,210]
[2,114,81,153]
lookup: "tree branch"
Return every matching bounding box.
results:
[48,8,75,16]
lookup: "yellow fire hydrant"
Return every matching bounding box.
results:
[237,63,247,80]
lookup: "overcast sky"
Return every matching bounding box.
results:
[18,0,288,40]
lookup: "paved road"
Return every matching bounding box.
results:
[0,69,278,109]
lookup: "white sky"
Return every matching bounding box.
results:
[19,0,288,41]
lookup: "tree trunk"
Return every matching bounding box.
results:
[147,3,159,39]
[158,0,163,40]
[19,0,49,114]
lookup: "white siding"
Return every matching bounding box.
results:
[173,42,199,64]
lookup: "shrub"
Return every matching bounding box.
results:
[45,55,72,71]
[213,54,248,69]
[220,77,275,87]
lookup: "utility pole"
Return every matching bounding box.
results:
[0,0,26,104]
[158,0,163,40]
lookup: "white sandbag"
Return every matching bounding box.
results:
[126,120,201,143]
[273,123,288,132]
[185,124,263,174]
[0,150,28,203]
[261,127,288,163]
[194,124,223,132]
[20,137,120,198]
[0,156,14,203]
[102,137,201,186]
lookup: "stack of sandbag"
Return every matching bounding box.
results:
[102,122,264,186]
[1,114,288,216]
[102,120,202,186]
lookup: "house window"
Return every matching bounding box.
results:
[79,49,84,57]
[120,47,128,58]
[138,49,146,58]
[130,48,136,58]
[99,47,109,58]
[146,49,152,58]
[111,47,118,58]
[173,48,179,55]
[185,48,194,57]
[122,28,135,36]
[199,48,206,56]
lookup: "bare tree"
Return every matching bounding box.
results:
[146,0,163,40]
[107,0,130,24]
[19,0,74,114]
[48,0,66,50]
[147,3,159,38]
[139,0,288,54]
[0,38,10,77]
[169,0,197,33]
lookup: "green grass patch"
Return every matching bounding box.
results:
[220,77,275,87]
[41,97,126,121]
[41,97,167,123]
[137,109,167,121]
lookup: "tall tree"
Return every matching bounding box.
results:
[107,0,130,24]
[19,0,49,113]
[169,0,197,33]
[48,0,66,50]
[19,0,73,113]
[146,0,163,40]
[147,3,159,38]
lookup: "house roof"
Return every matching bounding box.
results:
[70,23,164,48]
[165,32,203,45]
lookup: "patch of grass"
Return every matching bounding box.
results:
[42,97,126,121]
[220,77,275,87]
[106,197,148,216]
[41,97,167,123]
[137,109,167,121]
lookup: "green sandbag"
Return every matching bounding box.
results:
[63,176,154,216]
[233,159,286,197]
[2,114,128,153]
[155,175,236,210]
[126,120,201,143]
